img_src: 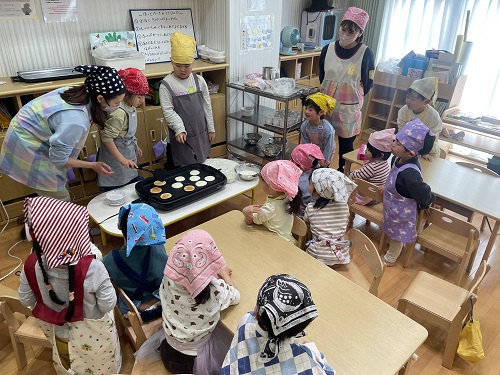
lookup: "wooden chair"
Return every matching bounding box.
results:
[0,295,51,370]
[337,229,385,296]
[292,215,308,250]
[114,286,163,351]
[397,260,490,369]
[439,148,447,159]
[348,178,386,251]
[404,208,480,285]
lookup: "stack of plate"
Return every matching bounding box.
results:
[106,191,126,206]
[241,106,254,117]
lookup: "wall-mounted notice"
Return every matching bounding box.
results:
[130,8,198,64]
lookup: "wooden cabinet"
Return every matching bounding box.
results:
[361,70,467,141]
[0,60,228,227]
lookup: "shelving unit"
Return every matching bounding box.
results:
[360,70,467,141]
[226,82,318,165]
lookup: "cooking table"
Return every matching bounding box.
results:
[343,149,500,263]
[132,210,427,375]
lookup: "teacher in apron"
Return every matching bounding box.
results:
[159,32,215,170]
[0,65,125,201]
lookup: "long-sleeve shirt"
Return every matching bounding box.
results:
[159,73,215,137]
[392,156,435,209]
[319,41,375,95]
[99,102,135,142]
[350,159,391,185]
[253,194,295,243]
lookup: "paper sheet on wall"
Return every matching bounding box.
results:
[240,15,274,51]
[40,0,78,23]
[0,0,37,19]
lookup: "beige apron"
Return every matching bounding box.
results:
[37,311,121,375]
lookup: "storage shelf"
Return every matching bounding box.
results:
[227,82,318,102]
[227,106,301,133]
[368,114,389,121]
[372,98,393,106]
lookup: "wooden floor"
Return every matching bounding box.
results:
[1,144,499,375]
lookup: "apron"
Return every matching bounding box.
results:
[24,254,122,375]
[97,105,139,187]
[305,121,333,162]
[306,235,351,265]
[382,160,420,243]
[160,74,211,166]
[321,43,367,139]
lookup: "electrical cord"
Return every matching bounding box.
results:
[0,239,25,282]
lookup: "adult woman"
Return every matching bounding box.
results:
[319,7,375,172]
[0,65,126,201]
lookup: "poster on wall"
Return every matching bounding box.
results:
[240,15,274,51]
[0,0,37,19]
[130,9,197,64]
[40,0,78,23]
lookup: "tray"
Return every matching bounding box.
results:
[134,163,227,211]
[12,67,85,83]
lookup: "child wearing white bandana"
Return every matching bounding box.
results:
[304,168,357,266]
[222,274,335,374]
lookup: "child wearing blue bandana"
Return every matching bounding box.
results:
[103,203,167,321]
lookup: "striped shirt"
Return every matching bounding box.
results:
[349,160,390,205]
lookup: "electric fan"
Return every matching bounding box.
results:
[280,26,300,56]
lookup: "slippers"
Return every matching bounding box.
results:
[383,261,397,267]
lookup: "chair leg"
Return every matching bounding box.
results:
[442,322,462,369]
[480,216,487,231]
[397,299,408,314]
[403,241,417,268]
[10,333,28,370]
[378,232,387,254]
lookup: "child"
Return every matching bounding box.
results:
[18,196,121,374]
[397,77,442,161]
[103,203,167,322]
[382,119,436,266]
[304,168,357,266]
[221,274,335,375]
[300,92,337,166]
[291,143,325,217]
[160,32,215,169]
[242,160,303,243]
[349,128,394,205]
[159,229,240,374]
[97,68,149,192]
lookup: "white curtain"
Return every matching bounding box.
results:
[377,0,500,117]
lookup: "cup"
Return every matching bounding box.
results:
[272,116,280,126]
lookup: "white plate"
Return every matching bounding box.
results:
[203,158,240,177]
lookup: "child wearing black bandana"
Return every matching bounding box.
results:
[221,274,335,374]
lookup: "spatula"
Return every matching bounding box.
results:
[135,166,168,179]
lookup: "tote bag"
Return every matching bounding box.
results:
[457,296,485,363]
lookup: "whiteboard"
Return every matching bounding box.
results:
[130,9,198,64]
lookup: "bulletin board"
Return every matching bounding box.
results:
[130,8,198,64]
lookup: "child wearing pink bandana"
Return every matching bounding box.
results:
[242,160,303,242]
[159,229,240,374]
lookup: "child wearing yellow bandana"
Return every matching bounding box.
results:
[160,32,215,169]
[300,93,337,166]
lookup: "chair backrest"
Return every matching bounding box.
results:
[465,260,490,296]
[350,179,384,204]
[346,229,385,295]
[419,207,479,241]
[115,286,148,348]
[455,161,500,177]
[0,296,33,330]
[292,215,308,250]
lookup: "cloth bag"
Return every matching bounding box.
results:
[457,296,485,363]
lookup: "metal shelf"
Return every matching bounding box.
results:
[227,106,301,133]
[226,82,318,102]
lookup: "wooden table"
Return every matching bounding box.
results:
[343,149,500,262]
[132,210,427,375]
[87,178,258,246]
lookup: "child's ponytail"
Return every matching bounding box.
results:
[34,241,65,305]
[65,265,76,321]
[286,189,303,215]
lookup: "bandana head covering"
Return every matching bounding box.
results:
[24,197,92,269]
[409,77,439,106]
[118,203,166,256]
[368,128,396,152]
[311,168,357,203]
[256,274,318,362]
[305,93,336,115]
[261,160,302,200]
[164,229,226,298]
[170,32,196,64]
[118,68,149,95]
[291,144,325,170]
[396,119,434,154]
[74,65,125,95]
[342,7,369,30]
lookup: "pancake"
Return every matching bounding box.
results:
[190,170,200,176]
[190,176,200,181]
[184,185,195,192]
[172,182,183,189]
[150,187,162,194]
[160,193,172,199]
[195,180,208,187]
[175,176,186,182]
[204,175,215,182]
[154,180,166,186]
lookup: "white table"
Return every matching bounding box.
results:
[87,178,259,246]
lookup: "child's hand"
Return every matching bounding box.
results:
[92,162,113,175]
[120,158,138,169]
[242,205,261,224]
[137,146,143,158]
[320,160,330,167]
[423,207,432,217]
[421,154,433,162]
[176,132,187,143]
[208,132,216,143]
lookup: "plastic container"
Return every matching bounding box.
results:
[402,57,428,78]
[93,55,146,71]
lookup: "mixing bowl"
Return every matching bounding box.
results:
[234,163,261,181]
[243,133,262,145]
[261,144,283,158]
[267,136,287,145]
